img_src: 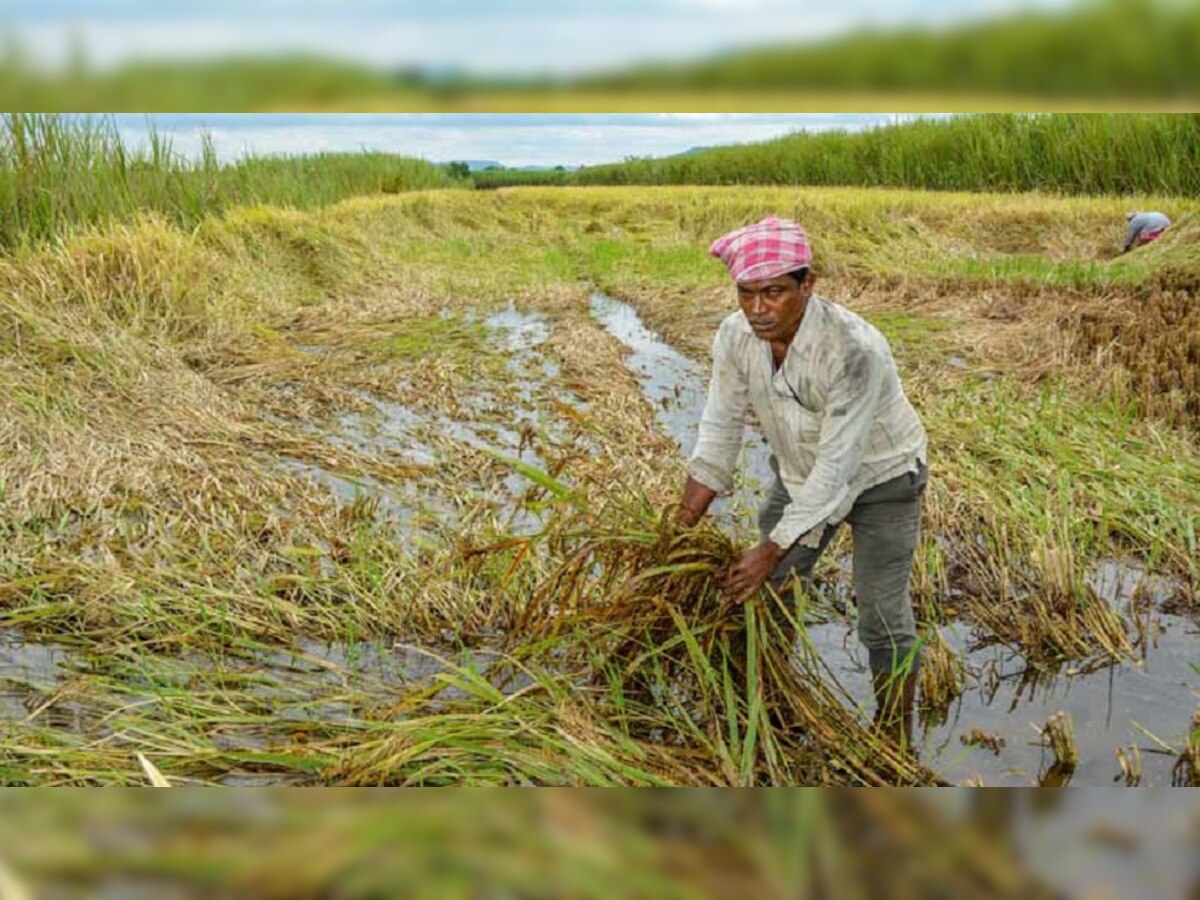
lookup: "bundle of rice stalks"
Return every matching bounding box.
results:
[332,491,939,786]
[517,497,742,668]
[1063,288,1200,424]
[950,537,1133,666]
[513,497,938,786]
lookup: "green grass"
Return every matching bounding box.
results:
[0,113,466,251]
[471,169,573,189]
[865,311,957,354]
[376,317,491,362]
[573,114,1200,197]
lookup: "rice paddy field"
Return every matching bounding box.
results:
[0,183,1197,789]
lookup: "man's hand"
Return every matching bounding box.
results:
[725,541,785,603]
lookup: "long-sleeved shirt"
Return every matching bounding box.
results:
[1122,212,1171,252]
[688,295,927,551]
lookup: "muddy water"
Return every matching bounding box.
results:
[0,629,78,722]
[589,292,1200,787]
[1,628,515,786]
[282,303,573,534]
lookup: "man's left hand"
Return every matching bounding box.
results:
[725,541,785,602]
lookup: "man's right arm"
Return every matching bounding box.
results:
[680,319,749,523]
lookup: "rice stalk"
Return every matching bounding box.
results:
[1170,706,1200,787]
[136,752,172,788]
[1040,711,1078,772]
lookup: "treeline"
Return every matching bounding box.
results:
[470,168,572,189]
[0,114,465,250]
[573,114,1200,196]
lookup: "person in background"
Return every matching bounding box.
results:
[1121,210,1171,253]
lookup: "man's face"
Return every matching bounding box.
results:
[736,271,814,344]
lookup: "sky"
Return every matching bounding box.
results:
[106,113,934,168]
[7,0,1077,75]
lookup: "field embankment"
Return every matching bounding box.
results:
[0,185,1197,787]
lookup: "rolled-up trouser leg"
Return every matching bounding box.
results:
[845,463,927,680]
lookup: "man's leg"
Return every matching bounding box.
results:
[846,462,927,747]
[757,464,840,634]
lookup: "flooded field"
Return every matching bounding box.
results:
[1,185,1197,796]
[6,289,1191,789]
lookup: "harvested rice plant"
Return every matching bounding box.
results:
[1,135,1198,793]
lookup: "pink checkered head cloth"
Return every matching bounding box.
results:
[708,217,812,283]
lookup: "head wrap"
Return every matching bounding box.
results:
[708,216,812,283]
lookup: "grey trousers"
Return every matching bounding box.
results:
[758,459,927,679]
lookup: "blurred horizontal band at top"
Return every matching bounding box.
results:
[1,0,1197,111]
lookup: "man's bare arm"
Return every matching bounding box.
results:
[678,477,717,527]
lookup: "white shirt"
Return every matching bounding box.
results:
[688,295,927,551]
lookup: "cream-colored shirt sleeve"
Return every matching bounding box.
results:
[767,346,885,550]
[686,322,748,494]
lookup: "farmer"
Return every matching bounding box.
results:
[676,216,928,748]
[1121,210,1171,253]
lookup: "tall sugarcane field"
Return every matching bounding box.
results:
[0,113,1197,791]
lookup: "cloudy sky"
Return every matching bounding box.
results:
[11,0,1075,75]
[106,112,937,168]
